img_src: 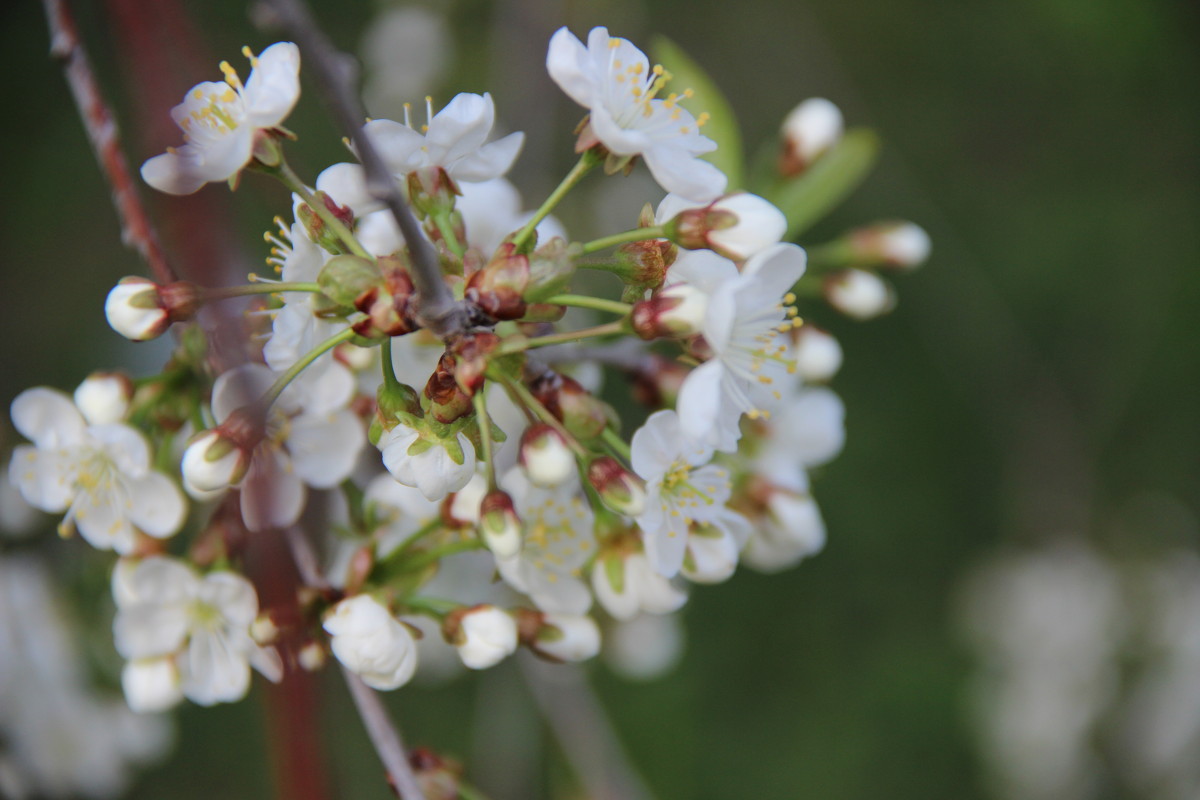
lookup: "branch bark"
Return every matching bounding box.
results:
[42,0,176,285]
[256,0,466,341]
[283,527,428,800]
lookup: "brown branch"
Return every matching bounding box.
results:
[282,527,428,800]
[42,0,176,285]
[256,0,466,341]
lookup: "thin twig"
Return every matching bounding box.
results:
[42,0,175,285]
[282,527,428,800]
[519,655,656,800]
[256,0,465,340]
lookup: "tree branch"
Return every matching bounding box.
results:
[256,0,466,340]
[42,0,176,285]
[282,527,428,800]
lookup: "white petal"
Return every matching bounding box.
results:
[122,657,184,713]
[141,148,210,196]
[11,388,85,449]
[239,447,306,532]
[426,92,494,165]
[211,364,275,423]
[316,162,379,216]
[363,118,427,173]
[242,42,301,128]
[545,27,596,108]
[288,410,365,489]
[450,131,525,182]
[126,472,186,538]
[114,603,190,660]
[10,445,74,512]
[676,361,726,446]
[642,144,727,203]
[181,630,251,705]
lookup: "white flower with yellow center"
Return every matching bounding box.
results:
[494,468,596,614]
[547,26,727,202]
[672,243,807,452]
[8,387,185,554]
[112,557,282,707]
[630,410,731,576]
[142,43,301,195]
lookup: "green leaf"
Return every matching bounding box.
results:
[650,36,745,191]
[766,127,881,240]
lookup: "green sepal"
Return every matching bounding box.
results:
[604,553,626,595]
[651,36,745,190]
[318,255,383,308]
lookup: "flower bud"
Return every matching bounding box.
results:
[663,193,787,261]
[298,640,327,672]
[318,254,384,308]
[465,242,529,321]
[524,237,577,302]
[409,748,464,800]
[793,326,843,382]
[450,332,500,395]
[590,551,686,620]
[297,191,355,253]
[849,221,931,270]
[323,595,418,690]
[105,277,200,341]
[121,657,183,713]
[519,424,576,488]
[587,456,646,517]
[779,98,844,177]
[682,524,740,584]
[181,429,252,494]
[479,490,522,559]
[74,372,133,425]
[824,269,896,320]
[631,284,709,340]
[446,605,518,670]
[530,372,613,441]
[352,258,419,339]
[406,166,460,217]
[530,613,601,663]
[424,353,473,424]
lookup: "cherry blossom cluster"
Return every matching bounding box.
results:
[8,27,928,726]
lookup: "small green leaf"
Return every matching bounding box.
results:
[766,128,881,240]
[651,36,745,191]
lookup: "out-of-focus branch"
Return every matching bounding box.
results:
[282,527,428,800]
[256,0,466,341]
[519,656,656,800]
[42,0,176,285]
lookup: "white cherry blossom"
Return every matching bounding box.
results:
[591,550,687,620]
[547,26,727,202]
[112,557,282,706]
[494,468,596,614]
[378,421,476,503]
[671,243,808,452]
[656,192,787,261]
[8,387,185,554]
[454,605,518,669]
[630,410,732,576]
[142,43,301,195]
[323,595,418,691]
[533,613,602,662]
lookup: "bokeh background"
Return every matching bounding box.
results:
[1,0,1198,798]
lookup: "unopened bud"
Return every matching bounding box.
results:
[793,326,843,382]
[250,613,280,646]
[824,269,896,320]
[424,353,474,424]
[479,491,522,559]
[450,332,500,395]
[530,372,613,441]
[587,456,646,516]
[465,243,529,321]
[318,254,384,308]
[682,524,740,584]
[297,191,355,253]
[105,277,200,341]
[180,410,261,493]
[297,640,327,672]
[615,238,676,290]
[663,193,786,261]
[74,372,133,425]
[445,604,518,669]
[352,257,419,339]
[406,166,460,217]
[530,612,601,662]
[849,221,931,270]
[524,237,577,302]
[779,98,844,177]
[376,379,422,427]
[631,284,708,339]
[519,424,576,488]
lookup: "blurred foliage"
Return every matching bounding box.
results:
[1,0,1197,798]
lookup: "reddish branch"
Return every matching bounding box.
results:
[41,0,175,285]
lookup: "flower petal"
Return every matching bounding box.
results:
[11,388,85,449]
[126,472,186,538]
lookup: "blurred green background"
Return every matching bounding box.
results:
[1,0,1197,798]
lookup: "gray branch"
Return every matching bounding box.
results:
[257,0,466,340]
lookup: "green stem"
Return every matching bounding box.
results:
[380,338,401,393]
[402,596,462,620]
[580,225,666,255]
[545,294,633,317]
[262,327,357,408]
[601,427,632,462]
[431,210,465,258]
[512,150,602,250]
[499,320,626,355]
[400,539,485,575]
[277,162,371,259]
[473,390,498,491]
[202,281,321,301]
